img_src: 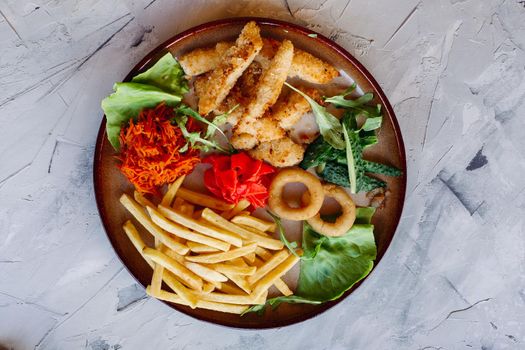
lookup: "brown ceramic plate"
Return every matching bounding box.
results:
[93,17,406,329]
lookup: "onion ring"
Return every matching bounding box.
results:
[268,168,324,220]
[306,184,356,237]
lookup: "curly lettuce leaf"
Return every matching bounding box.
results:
[101,53,187,150]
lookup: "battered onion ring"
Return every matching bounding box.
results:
[268,168,324,220]
[306,184,356,237]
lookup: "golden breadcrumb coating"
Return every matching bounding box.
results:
[248,137,305,167]
[197,21,263,115]
[272,86,321,130]
[181,38,339,84]
[235,39,294,134]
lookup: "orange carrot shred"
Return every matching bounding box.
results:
[118,103,200,195]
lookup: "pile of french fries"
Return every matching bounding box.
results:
[119,175,300,314]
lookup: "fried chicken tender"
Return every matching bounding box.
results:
[252,114,287,143]
[197,21,263,115]
[288,50,339,84]
[215,62,263,126]
[273,87,321,130]
[179,47,219,76]
[235,39,294,134]
[179,38,339,84]
[248,137,306,167]
[230,133,258,150]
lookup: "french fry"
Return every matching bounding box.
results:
[221,271,252,294]
[237,210,251,216]
[134,191,156,208]
[153,270,199,308]
[177,187,235,211]
[180,203,195,216]
[158,205,243,247]
[149,288,248,314]
[185,243,257,264]
[243,252,256,264]
[201,209,284,250]
[192,209,204,219]
[202,282,216,294]
[251,256,292,296]
[161,246,227,286]
[238,224,270,237]
[161,175,186,207]
[122,221,154,268]
[151,243,165,295]
[228,258,249,267]
[216,281,246,295]
[172,197,186,210]
[231,214,276,232]
[253,254,300,298]
[194,290,267,305]
[147,207,231,252]
[254,246,273,260]
[273,278,293,296]
[187,241,220,254]
[120,194,189,255]
[212,263,256,276]
[143,248,203,291]
[185,262,228,283]
[221,199,251,220]
[247,250,289,285]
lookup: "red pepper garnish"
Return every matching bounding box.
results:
[203,152,276,208]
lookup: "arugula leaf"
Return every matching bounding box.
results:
[241,296,322,316]
[131,53,188,95]
[173,114,229,154]
[360,116,382,131]
[325,92,374,109]
[285,82,345,150]
[301,108,400,192]
[268,212,302,259]
[342,118,357,193]
[101,53,187,150]
[175,104,230,144]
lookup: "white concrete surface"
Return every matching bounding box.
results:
[1,0,524,349]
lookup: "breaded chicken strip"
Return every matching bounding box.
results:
[273,86,321,130]
[288,50,339,84]
[248,137,305,167]
[179,47,219,76]
[235,39,294,134]
[252,114,286,143]
[215,62,263,126]
[230,132,258,150]
[198,21,263,115]
[180,38,339,84]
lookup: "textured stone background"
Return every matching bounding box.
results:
[1,0,524,349]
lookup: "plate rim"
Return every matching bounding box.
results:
[93,16,407,329]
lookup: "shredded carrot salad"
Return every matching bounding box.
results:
[118,103,200,195]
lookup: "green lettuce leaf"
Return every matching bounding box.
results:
[297,216,376,301]
[101,53,187,150]
[131,53,188,95]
